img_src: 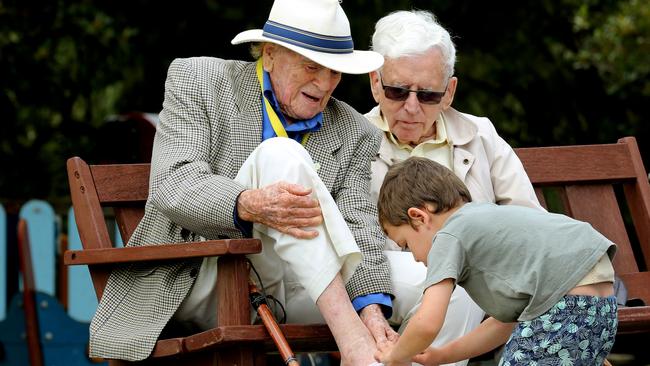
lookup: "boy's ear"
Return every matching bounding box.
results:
[407,207,429,227]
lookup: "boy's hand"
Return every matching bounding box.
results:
[374,340,410,366]
[412,347,443,366]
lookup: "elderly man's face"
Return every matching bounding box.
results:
[370,48,457,146]
[263,44,342,122]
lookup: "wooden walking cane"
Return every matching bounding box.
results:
[249,281,300,366]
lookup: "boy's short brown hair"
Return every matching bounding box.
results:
[378,157,472,227]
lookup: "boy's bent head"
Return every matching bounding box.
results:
[378,157,471,228]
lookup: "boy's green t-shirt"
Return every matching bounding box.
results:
[423,202,616,322]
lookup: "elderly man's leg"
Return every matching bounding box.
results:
[175,138,377,362]
[240,138,376,364]
[317,274,378,365]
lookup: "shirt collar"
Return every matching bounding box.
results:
[372,107,448,152]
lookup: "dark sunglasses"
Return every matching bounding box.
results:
[380,75,448,105]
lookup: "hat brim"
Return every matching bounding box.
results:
[232,29,383,75]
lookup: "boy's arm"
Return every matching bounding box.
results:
[375,279,454,365]
[413,317,517,365]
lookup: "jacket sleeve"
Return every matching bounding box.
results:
[148,58,247,239]
[335,122,393,300]
[485,123,543,210]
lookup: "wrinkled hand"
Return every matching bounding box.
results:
[412,347,443,366]
[237,181,323,239]
[374,339,409,366]
[360,304,399,348]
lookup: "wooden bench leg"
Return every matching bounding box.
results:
[216,256,257,366]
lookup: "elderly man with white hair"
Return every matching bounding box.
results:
[365,10,544,366]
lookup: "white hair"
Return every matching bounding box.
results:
[371,10,456,78]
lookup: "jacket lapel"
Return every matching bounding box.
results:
[231,61,264,172]
[443,108,477,182]
[305,105,342,191]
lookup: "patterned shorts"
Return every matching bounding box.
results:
[499,295,618,366]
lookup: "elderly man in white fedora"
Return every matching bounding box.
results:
[84,0,401,364]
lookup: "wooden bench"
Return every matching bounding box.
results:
[64,135,649,364]
[64,157,336,366]
[515,136,650,334]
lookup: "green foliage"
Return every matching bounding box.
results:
[437,0,649,153]
[568,0,650,97]
[0,1,140,205]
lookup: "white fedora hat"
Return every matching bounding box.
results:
[231,0,383,74]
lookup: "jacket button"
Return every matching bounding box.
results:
[463,158,470,165]
[189,268,198,278]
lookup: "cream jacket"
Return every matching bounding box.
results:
[367,106,542,249]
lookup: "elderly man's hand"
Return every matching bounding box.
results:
[361,304,399,348]
[237,181,323,239]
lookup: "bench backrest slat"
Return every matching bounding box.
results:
[90,164,150,204]
[564,184,637,274]
[67,157,150,298]
[621,136,650,267]
[515,143,636,184]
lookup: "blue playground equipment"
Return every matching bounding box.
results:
[0,200,103,365]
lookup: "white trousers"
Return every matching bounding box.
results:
[174,137,361,327]
[174,138,484,366]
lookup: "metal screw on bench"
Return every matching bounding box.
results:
[249,281,299,366]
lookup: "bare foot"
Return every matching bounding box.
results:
[316,274,378,366]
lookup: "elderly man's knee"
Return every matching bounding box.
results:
[253,137,316,173]
[257,137,308,159]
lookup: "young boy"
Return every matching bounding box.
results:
[374,157,617,366]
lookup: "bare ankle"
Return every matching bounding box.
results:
[338,332,377,366]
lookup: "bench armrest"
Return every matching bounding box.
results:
[63,239,262,266]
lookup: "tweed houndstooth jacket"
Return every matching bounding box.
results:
[87,57,392,361]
